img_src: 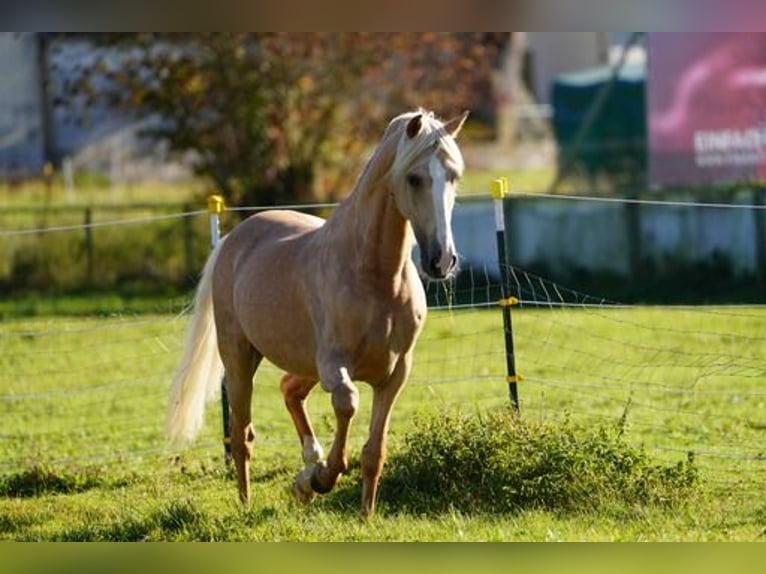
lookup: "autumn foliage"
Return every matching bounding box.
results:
[62,33,494,206]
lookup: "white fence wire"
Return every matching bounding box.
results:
[3,190,766,238]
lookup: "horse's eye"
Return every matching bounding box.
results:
[407,174,423,189]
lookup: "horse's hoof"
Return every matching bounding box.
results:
[309,463,334,494]
[292,467,317,503]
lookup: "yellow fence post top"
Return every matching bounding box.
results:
[207,194,225,215]
[490,179,506,199]
[491,177,511,198]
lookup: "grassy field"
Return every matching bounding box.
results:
[0,176,204,207]
[0,163,550,208]
[0,301,764,541]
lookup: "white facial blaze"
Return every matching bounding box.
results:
[428,155,456,275]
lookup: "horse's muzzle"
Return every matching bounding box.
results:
[421,249,458,280]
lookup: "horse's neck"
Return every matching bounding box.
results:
[359,182,411,274]
[323,127,414,291]
[328,178,412,291]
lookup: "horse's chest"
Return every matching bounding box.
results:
[350,305,423,382]
[312,272,426,383]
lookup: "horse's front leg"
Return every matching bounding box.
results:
[302,357,359,496]
[360,353,411,517]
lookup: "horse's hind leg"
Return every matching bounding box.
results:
[279,374,322,502]
[220,337,262,505]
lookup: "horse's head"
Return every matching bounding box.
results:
[388,110,468,280]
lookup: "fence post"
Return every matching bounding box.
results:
[491,177,521,412]
[755,187,766,288]
[625,189,642,281]
[207,194,232,463]
[84,207,94,285]
[182,203,194,283]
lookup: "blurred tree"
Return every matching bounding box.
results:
[59,33,493,206]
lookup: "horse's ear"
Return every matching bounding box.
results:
[445,110,470,138]
[406,114,423,139]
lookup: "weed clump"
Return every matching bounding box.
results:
[381,410,698,515]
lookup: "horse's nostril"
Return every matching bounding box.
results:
[430,257,441,274]
[450,254,457,269]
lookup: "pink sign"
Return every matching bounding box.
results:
[648,33,766,186]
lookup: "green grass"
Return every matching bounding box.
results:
[0,305,764,540]
[0,290,192,320]
[0,177,204,208]
[0,165,550,208]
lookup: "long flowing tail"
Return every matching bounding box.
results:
[166,240,226,444]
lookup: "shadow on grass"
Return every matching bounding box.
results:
[58,516,154,542]
[0,511,41,536]
[177,457,291,486]
[0,465,124,499]
[251,465,293,485]
[53,499,219,542]
[314,468,364,515]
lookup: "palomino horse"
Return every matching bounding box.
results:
[167,109,467,516]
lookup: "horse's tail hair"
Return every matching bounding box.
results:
[166,239,225,444]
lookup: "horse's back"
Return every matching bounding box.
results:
[232,209,325,246]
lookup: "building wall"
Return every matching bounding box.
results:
[0,33,44,176]
[0,34,190,181]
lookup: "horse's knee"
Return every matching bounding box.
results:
[319,365,357,415]
[331,383,359,420]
